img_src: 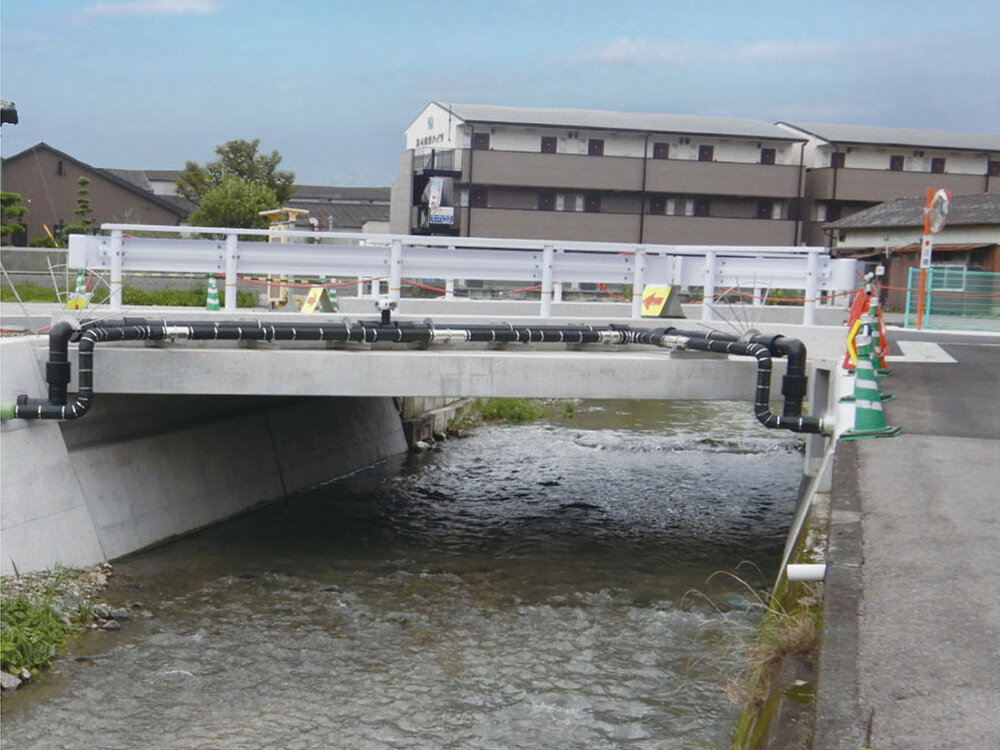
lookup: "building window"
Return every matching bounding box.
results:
[57,160,64,176]
[584,195,602,213]
[537,191,556,211]
[472,133,490,151]
[757,200,774,220]
[470,186,488,208]
[931,157,946,174]
[760,148,776,165]
[827,204,842,222]
[588,139,604,156]
[989,161,1000,177]
[694,198,711,217]
[541,136,557,154]
[652,142,669,160]
[649,195,666,214]
[830,152,845,168]
[889,155,905,171]
[698,145,714,162]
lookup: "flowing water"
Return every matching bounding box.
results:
[2,400,803,749]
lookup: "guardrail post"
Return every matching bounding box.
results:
[702,251,717,321]
[804,250,819,325]
[540,244,554,317]
[631,249,646,319]
[553,280,563,303]
[109,229,124,311]
[753,286,764,307]
[224,233,238,312]
[445,279,455,300]
[389,239,403,304]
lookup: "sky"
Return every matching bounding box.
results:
[2,0,999,187]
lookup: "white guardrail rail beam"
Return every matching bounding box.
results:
[67,224,858,322]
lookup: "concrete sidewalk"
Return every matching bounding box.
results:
[815,342,1000,748]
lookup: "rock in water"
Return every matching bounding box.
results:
[0,672,22,691]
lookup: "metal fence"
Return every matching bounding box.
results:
[67,224,858,323]
[903,267,1000,331]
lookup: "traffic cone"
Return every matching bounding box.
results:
[206,275,221,311]
[869,297,892,376]
[74,269,87,295]
[328,282,339,312]
[840,331,901,440]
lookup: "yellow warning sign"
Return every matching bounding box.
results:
[299,287,338,313]
[64,293,91,310]
[641,285,682,318]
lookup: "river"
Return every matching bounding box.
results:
[1,399,803,749]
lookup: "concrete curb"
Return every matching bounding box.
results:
[812,441,867,749]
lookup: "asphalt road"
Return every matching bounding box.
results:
[818,340,1000,749]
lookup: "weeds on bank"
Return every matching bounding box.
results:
[682,568,823,750]
[474,397,544,423]
[1,564,111,676]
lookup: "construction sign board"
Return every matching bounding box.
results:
[641,285,683,318]
[64,293,92,310]
[300,287,339,313]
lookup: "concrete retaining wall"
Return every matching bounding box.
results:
[1,337,409,573]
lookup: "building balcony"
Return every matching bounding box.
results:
[641,215,799,245]
[413,149,462,176]
[465,151,645,192]
[645,160,801,198]
[806,167,989,202]
[466,208,642,243]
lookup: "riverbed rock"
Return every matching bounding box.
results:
[100,619,121,631]
[0,672,22,691]
[109,607,131,621]
[93,604,111,619]
[412,440,432,452]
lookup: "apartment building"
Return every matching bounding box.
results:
[390,103,809,245]
[776,122,1000,245]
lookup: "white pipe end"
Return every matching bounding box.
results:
[786,563,827,581]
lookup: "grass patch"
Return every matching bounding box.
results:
[0,594,71,674]
[1,282,256,307]
[474,397,544,423]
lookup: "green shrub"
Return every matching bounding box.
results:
[475,398,543,423]
[0,595,71,673]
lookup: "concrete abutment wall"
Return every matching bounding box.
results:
[1,335,425,573]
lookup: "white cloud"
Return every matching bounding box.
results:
[581,37,847,66]
[81,0,221,16]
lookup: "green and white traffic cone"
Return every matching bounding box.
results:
[206,274,221,311]
[328,282,339,312]
[840,331,901,440]
[74,269,87,295]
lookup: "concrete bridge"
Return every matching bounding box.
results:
[3,223,857,575]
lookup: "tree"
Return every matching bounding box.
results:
[61,177,94,237]
[1,191,27,244]
[189,175,279,228]
[177,139,295,204]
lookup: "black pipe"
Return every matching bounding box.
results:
[7,319,825,434]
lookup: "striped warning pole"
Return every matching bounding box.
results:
[206,275,221,311]
[840,326,901,440]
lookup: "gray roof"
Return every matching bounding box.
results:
[439,103,803,141]
[779,121,1000,153]
[291,185,390,203]
[286,186,390,229]
[829,193,1000,230]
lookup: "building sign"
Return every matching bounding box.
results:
[428,207,455,225]
[415,133,445,148]
[428,177,444,209]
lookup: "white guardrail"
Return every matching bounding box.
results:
[68,224,858,324]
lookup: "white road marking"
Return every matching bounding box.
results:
[887,341,957,363]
